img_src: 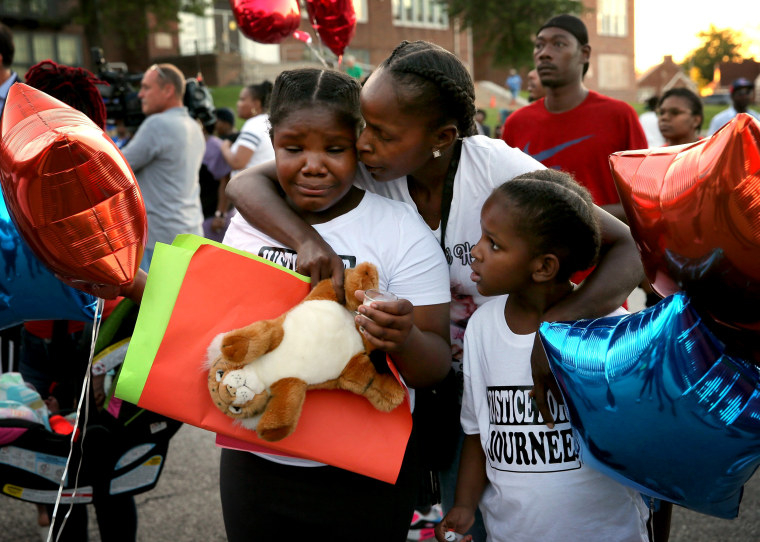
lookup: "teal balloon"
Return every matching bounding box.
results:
[0,189,96,330]
[539,293,760,519]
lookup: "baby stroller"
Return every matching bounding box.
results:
[0,299,182,506]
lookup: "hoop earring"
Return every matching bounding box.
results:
[432,148,442,158]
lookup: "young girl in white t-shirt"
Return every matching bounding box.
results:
[219,68,451,542]
[436,169,649,542]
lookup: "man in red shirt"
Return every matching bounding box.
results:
[501,14,647,223]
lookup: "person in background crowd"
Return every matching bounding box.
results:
[526,68,545,102]
[345,54,363,80]
[501,14,647,224]
[706,77,760,135]
[121,63,205,271]
[657,88,703,147]
[112,119,134,149]
[639,95,665,148]
[220,81,275,179]
[215,106,238,142]
[0,21,20,113]
[505,68,522,102]
[474,109,490,137]
[200,119,233,242]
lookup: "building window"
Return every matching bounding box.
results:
[597,0,627,37]
[57,35,83,66]
[353,0,368,23]
[598,54,629,90]
[10,31,83,73]
[391,0,448,28]
[32,34,55,61]
[179,10,216,54]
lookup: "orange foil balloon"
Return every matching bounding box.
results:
[610,113,760,332]
[0,84,146,287]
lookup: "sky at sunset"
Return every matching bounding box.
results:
[633,0,760,73]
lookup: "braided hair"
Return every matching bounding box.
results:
[268,68,362,137]
[24,60,108,129]
[495,169,601,280]
[379,40,477,137]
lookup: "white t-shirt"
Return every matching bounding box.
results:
[223,190,451,467]
[355,135,544,379]
[460,296,649,542]
[230,113,275,177]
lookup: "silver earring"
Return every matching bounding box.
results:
[432,148,442,158]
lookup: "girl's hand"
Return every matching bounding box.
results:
[354,290,414,352]
[296,237,346,304]
[435,507,474,542]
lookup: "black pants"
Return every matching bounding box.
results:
[220,424,420,541]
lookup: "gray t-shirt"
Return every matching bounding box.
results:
[122,106,205,249]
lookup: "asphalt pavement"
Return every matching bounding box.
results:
[1,422,760,541]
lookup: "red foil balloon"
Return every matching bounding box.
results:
[0,84,146,287]
[610,113,760,332]
[305,0,357,57]
[230,0,301,44]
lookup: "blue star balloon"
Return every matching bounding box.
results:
[0,189,96,330]
[540,292,760,519]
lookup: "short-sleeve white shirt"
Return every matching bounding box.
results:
[461,296,649,542]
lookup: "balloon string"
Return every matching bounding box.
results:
[305,41,329,68]
[47,297,104,542]
[306,15,330,68]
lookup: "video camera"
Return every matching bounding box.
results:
[92,47,144,128]
[91,47,217,129]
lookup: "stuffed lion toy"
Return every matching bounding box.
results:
[207,262,406,442]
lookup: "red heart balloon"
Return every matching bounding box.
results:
[230,0,301,44]
[0,84,146,287]
[610,113,760,332]
[305,0,357,57]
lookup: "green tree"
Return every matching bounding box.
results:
[441,0,582,67]
[72,0,208,56]
[681,25,744,84]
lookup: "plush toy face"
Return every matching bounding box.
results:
[206,262,406,441]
